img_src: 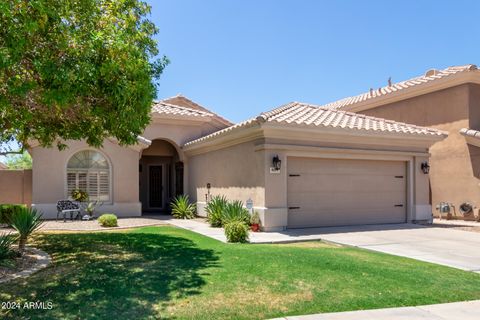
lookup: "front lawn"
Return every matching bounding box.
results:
[1,226,480,319]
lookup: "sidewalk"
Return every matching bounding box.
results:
[272,300,480,320]
[160,216,344,243]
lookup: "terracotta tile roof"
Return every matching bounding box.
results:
[183,118,260,146]
[0,162,7,169]
[460,128,480,139]
[323,65,478,110]
[184,102,447,147]
[259,102,447,136]
[151,101,213,118]
[136,135,152,146]
[160,95,233,125]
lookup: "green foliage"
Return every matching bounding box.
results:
[9,206,43,253]
[0,233,17,262]
[0,0,169,151]
[4,227,480,319]
[98,213,118,227]
[205,195,228,227]
[71,189,89,202]
[85,200,102,216]
[250,211,260,225]
[170,195,196,219]
[0,204,27,224]
[222,200,250,225]
[4,151,32,169]
[224,221,249,243]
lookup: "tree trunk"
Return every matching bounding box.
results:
[18,237,27,254]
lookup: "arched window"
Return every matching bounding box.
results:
[66,150,110,201]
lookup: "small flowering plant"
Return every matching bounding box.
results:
[71,189,89,202]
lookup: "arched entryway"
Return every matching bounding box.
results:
[139,139,184,213]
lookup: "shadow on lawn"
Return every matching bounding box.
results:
[0,230,219,320]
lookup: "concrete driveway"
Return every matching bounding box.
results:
[312,224,480,272]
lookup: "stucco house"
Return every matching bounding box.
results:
[30,94,446,231]
[324,64,480,219]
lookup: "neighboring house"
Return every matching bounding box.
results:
[324,64,480,218]
[30,95,445,231]
[0,162,7,170]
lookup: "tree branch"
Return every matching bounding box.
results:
[0,150,24,156]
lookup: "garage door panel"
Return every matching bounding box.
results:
[289,210,405,228]
[288,176,405,193]
[288,157,405,175]
[287,157,406,228]
[289,192,404,208]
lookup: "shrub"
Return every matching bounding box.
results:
[0,233,17,262]
[222,200,250,225]
[206,195,228,227]
[98,214,118,227]
[71,189,89,202]
[0,204,26,225]
[170,195,196,219]
[224,221,249,243]
[9,207,43,253]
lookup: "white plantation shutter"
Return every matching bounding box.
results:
[67,172,77,196]
[99,172,109,201]
[87,172,98,199]
[78,173,87,191]
[66,151,110,201]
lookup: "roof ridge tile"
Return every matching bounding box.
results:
[318,64,477,111]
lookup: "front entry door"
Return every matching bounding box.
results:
[149,165,163,208]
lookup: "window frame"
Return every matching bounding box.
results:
[65,149,112,203]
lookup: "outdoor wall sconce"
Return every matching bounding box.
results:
[421,161,430,174]
[205,183,212,202]
[272,155,281,171]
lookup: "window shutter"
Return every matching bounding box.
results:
[99,172,109,201]
[66,150,110,202]
[87,172,99,199]
[78,173,87,192]
[67,172,77,197]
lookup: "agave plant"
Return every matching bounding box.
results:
[9,207,44,254]
[205,195,228,227]
[222,200,250,225]
[170,195,196,219]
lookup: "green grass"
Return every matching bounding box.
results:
[1,226,480,319]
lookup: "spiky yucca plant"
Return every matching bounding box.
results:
[170,195,196,219]
[205,195,228,227]
[222,200,250,225]
[9,207,43,254]
[0,233,17,262]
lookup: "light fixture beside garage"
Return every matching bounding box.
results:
[270,155,281,173]
[421,161,430,174]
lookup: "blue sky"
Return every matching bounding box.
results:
[148,0,480,122]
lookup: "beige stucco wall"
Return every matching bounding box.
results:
[142,139,177,156]
[0,169,32,205]
[186,130,436,231]
[31,139,141,219]
[30,117,226,219]
[360,84,480,216]
[187,140,266,216]
[143,120,222,152]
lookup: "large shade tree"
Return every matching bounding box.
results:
[0,0,168,154]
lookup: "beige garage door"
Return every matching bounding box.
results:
[287,157,406,228]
